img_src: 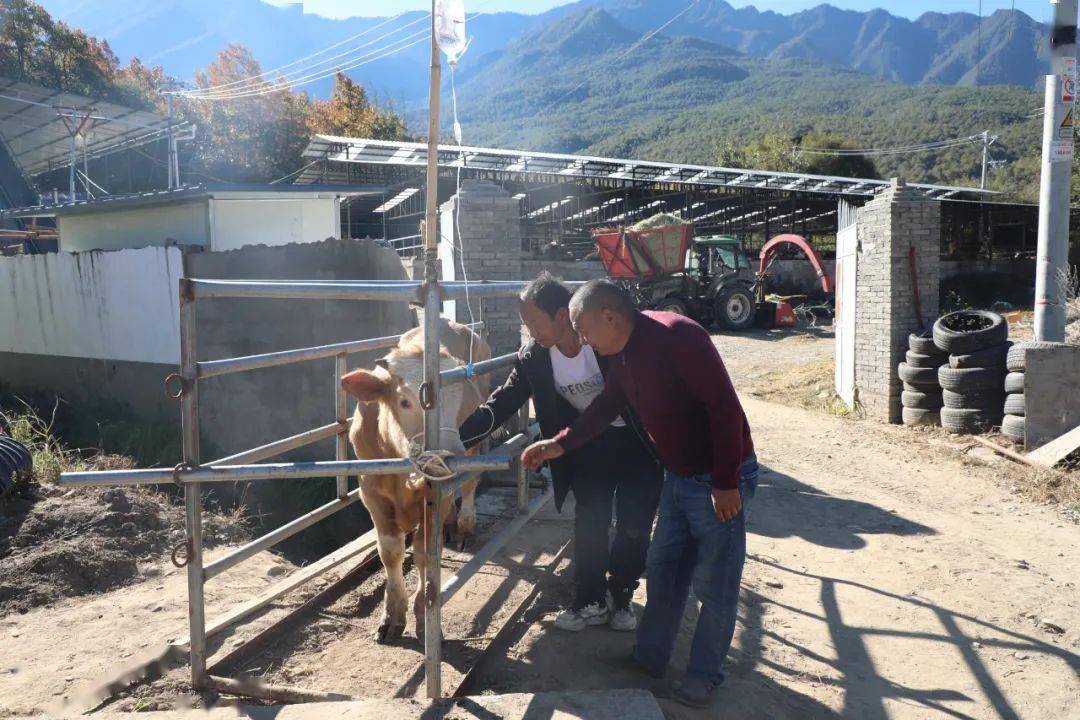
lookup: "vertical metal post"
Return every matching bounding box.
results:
[515,404,529,513]
[179,273,207,689]
[335,353,349,499]
[1035,0,1077,342]
[68,132,77,200]
[167,93,177,189]
[980,130,989,190]
[422,0,444,699]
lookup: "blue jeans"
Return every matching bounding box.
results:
[633,453,758,685]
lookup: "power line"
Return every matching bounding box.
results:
[180,13,426,98]
[180,12,412,96]
[798,134,985,157]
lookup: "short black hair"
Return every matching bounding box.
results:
[519,271,572,318]
[569,279,635,318]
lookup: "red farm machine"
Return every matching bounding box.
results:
[592,223,832,331]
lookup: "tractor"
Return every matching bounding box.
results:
[592,223,832,331]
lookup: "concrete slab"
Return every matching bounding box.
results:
[1024,346,1080,450]
[83,689,664,720]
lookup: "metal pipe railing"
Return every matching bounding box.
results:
[206,422,343,467]
[203,488,363,580]
[189,279,423,302]
[440,352,516,385]
[59,454,514,487]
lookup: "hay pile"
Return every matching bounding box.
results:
[628,213,687,231]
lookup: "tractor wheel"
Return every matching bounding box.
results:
[656,297,688,316]
[715,286,756,331]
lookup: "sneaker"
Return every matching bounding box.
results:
[672,675,721,708]
[609,603,637,631]
[554,602,608,631]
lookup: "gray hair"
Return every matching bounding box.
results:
[569,279,635,318]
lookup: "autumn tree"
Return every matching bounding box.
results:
[307,72,407,140]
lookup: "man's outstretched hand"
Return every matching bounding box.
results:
[521,439,565,470]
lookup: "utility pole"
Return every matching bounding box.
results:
[166,90,178,188]
[981,130,989,189]
[1034,0,1077,342]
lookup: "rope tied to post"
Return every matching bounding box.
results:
[405,430,460,488]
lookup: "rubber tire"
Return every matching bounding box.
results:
[898,363,940,387]
[657,297,688,317]
[906,351,943,369]
[937,365,1006,392]
[948,342,1012,370]
[1003,393,1026,417]
[714,286,756,331]
[942,389,1006,411]
[909,331,946,357]
[940,407,1001,435]
[902,382,925,393]
[1001,414,1026,443]
[932,310,1008,355]
[1004,372,1025,394]
[902,390,943,410]
[1006,341,1066,372]
[902,407,940,427]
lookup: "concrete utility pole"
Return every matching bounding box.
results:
[1034,0,1078,342]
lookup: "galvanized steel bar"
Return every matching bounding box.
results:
[178,276,208,689]
[205,422,343,467]
[441,280,584,302]
[435,432,532,497]
[60,454,513,487]
[189,279,423,302]
[335,353,349,499]
[195,322,484,379]
[440,352,517,385]
[203,488,362,581]
[440,485,554,606]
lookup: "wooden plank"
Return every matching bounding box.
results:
[1026,423,1080,468]
[971,436,1041,468]
[171,528,379,648]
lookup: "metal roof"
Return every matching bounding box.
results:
[0,77,191,177]
[298,135,997,200]
[0,183,385,219]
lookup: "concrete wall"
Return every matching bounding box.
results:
[853,179,941,423]
[0,245,182,364]
[58,201,207,252]
[1025,346,1080,450]
[210,195,340,252]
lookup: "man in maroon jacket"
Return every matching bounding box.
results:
[523,279,758,708]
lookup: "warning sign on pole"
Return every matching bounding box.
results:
[1050,139,1074,162]
[1059,107,1075,139]
[1064,57,1077,103]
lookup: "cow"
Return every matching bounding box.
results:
[340,320,491,642]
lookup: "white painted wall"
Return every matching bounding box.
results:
[210,195,340,251]
[0,246,181,364]
[58,201,208,252]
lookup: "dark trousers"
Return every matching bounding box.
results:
[569,424,663,610]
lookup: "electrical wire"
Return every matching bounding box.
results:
[179,12,414,96]
[180,14,429,98]
[798,134,985,156]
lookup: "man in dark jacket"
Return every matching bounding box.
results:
[459,272,662,632]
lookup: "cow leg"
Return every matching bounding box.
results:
[456,474,481,550]
[411,525,431,642]
[363,490,408,643]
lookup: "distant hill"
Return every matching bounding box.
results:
[37,0,1049,99]
[448,6,1044,198]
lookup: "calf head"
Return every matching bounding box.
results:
[341,345,469,457]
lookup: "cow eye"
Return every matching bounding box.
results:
[400,398,412,409]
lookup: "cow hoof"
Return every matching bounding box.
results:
[457,531,474,552]
[375,622,405,644]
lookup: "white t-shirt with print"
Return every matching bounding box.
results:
[550,344,625,427]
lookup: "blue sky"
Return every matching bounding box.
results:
[277,1,1051,22]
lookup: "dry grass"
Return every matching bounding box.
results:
[1063,265,1079,345]
[750,359,861,416]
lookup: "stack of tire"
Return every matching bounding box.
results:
[1001,341,1066,445]
[900,330,948,426]
[933,310,1010,435]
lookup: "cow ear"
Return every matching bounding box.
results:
[340,369,389,401]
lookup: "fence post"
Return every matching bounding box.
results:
[515,404,529,513]
[334,353,349,499]
[179,274,207,689]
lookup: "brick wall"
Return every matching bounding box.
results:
[854,179,941,423]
